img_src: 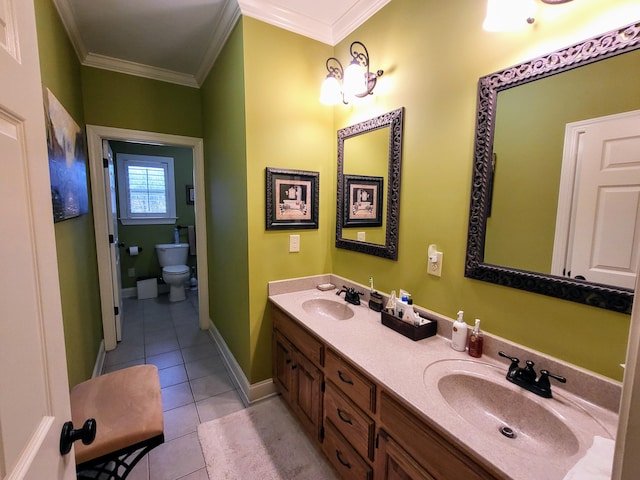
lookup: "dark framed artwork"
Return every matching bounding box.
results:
[44,88,89,222]
[266,167,319,230]
[186,185,195,205]
[343,175,383,227]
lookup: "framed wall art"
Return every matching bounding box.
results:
[44,88,89,222]
[343,175,383,227]
[266,167,319,230]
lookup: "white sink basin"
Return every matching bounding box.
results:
[301,298,354,321]
[423,359,610,459]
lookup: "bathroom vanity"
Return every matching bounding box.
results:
[269,275,620,480]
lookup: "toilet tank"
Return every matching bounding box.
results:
[155,243,189,266]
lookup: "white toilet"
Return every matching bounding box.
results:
[155,243,190,302]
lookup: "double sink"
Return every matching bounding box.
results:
[297,295,614,464]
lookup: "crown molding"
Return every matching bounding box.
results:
[238,0,333,44]
[238,0,390,46]
[332,0,391,44]
[195,0,241,86]
[83,53,199,88]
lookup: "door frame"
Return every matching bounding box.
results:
[86,126,209,351]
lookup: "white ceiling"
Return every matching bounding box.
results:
[52,0,391,88]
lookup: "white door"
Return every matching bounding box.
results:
[553,110,640,289]
[0,0,75,479]
[103,140,123,341]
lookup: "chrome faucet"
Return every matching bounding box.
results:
[336,286,363,306]
[498,351,566,398]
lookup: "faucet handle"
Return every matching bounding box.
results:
[520,360,537,381]
[538,369,567,387]
[498,351,520,365]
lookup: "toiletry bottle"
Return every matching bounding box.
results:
[468,319,484,358]
[451,310,468,352]
[174,227,179,244]
[386,290,397,315]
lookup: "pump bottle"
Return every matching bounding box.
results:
[468,319,484,358]
[451,310,468,352]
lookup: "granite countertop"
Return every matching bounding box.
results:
[268,275,620,480]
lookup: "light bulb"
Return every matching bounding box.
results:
[343,62,367,98]
[319,76,342,105]
[483,0,537,32]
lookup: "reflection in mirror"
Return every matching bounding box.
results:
[466,22,640,313]
[336,108,404,259]
[342,127,389,244]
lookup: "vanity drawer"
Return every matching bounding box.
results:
[326,349,376,414]
[323,419,373,480]
[272,306,323,367]
[325,381,375,461]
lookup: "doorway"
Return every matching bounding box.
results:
[86,126,209,352]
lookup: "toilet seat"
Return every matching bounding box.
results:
[162,265,189,276]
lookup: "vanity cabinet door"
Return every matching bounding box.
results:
[273,330,295,404]
[379,392,501,480]
[292,351,324,441]
[375,429,435,480]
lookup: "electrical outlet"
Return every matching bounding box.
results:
[428,252,443,277]
[128,267,136,278]
[357,231,366,241]
[289,234,300,253]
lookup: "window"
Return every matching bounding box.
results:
[116,154,177,225]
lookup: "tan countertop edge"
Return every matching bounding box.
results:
[268,274,621,480]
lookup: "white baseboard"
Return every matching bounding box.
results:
[207,320,277,406]
[92,340,105,378]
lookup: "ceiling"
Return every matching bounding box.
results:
[52,0,391,88]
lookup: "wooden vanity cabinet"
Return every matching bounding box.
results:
[378,392,501,480]
[272,307,324,441]
[375,429,435,480]
[271,303,501,480]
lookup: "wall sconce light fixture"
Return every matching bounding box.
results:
[483,0,573,32]
[320,41,384,105]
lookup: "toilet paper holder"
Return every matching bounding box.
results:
[126,246,143,255]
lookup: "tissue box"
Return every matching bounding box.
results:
[137,277,158,299]
[381,310,437,341]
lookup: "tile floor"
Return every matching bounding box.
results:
[102,291,246,480]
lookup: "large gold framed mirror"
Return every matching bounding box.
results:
[336,108,404,260]
[466,22,640,314]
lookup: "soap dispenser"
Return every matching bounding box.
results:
[468,319,484,358]
[451,310,468,352]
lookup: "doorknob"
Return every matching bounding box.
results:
[60,418,97,455]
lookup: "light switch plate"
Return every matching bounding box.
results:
[428,252,443,277]
[289,234,300,253]
[357,231,366,241]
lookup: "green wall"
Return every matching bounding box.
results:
[35,0,639,388]
[242,18,335,382]
[486,49,640,271]
[34,0,103,388]
[81,68,203,138]
[201,20,252,375]
[330,0,634,380]
[109,142,196,289]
